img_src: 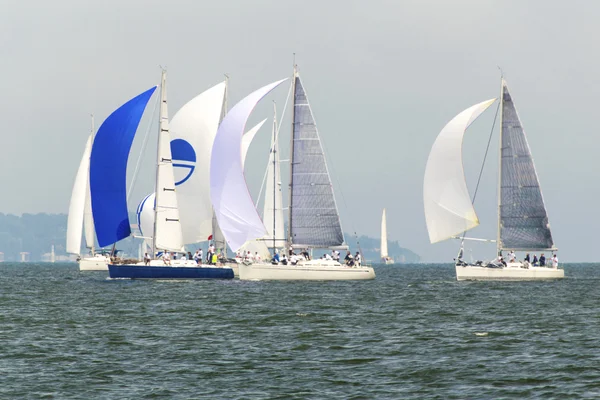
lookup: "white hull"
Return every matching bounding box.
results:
[456,263,564,281]
[79,255,110,271]
[381,257,394,265]
[239,260,375,281]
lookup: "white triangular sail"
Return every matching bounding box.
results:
[210,78,287,251]
[381,208,388,259]
[241,119,267,166]
[170,81,226,244]
[423,98,497,244]
[66,134,93,255]
[83,116,95,252]
[153,71,183,252]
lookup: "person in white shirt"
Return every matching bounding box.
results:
[254,252,261,263]
[325,253,332,260]
[162,251,171,266]
[508,251,516,263]
[355,252,362,266]
[552,254,559,268]
[144,252,151,265]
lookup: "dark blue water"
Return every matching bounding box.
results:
[1,263,599,399]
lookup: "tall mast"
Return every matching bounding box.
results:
[272,101,277,250]
[152,69,168,258]
[287,61,297,251]
[496,76,504,255]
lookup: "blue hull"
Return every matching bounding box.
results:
[108,264,234,280]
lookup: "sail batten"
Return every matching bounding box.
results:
[498,81,554,250]
[289,74,344,248]
[423,98,497,244]
[90,86,157,248]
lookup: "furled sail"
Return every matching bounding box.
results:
[90,86,157,248]
[289,74,344,248]
[381,208,388,259]
[423,98,497,244]
[169,81,226,244]
[499,80,554,250]
[210,78,287,251]
[66,134,93,255]
[153,71,183,252]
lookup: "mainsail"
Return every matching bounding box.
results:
[66,133,93,255]
[210,79,287,251]
[152,70,183,252]
[381,208,388,259]
[90,86,157,248]
[423,98,497,244]
[498,80,554,250]
[288,73,344,248]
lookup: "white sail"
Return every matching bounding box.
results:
[169,81,226,244]
[381,208,388,258]
[153,70,184,252]
[423,98,497,244]
[263,104,285,249]
[210,78,287,251]
[66,134,93,255]
[83,115,95,252]
[83,184,94,250]
[241,119,267,166]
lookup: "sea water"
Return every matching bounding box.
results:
[1,263,599,399]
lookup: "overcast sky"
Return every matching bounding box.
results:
[1,0,598,262]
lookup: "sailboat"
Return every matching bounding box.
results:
[380,208,394,264]
[66,115,111,271]
[210,66,375,281]
[91,70,233,280]
[423,78,564,281]
[135,78,269,277]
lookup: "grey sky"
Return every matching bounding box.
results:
[1,0,598,262]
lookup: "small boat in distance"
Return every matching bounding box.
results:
[423,77,563,281]
[380,208,394,265]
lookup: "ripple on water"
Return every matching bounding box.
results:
[0,263,599,398]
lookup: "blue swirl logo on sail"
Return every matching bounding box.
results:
[170,139,196,186]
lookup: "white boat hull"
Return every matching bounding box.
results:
[239,260,375,281]
[456,263,564,281]
[79,255,110,271]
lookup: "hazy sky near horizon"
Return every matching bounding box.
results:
[1,0,599,262]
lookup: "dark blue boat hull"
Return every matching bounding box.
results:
[108,264,234,279]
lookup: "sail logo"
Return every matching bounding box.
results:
[170,139,196,186]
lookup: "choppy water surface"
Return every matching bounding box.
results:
[1,263,600,399]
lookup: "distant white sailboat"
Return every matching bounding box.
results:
[423,78,563,281]
[380,208,394,264]
[66,115,110,271]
